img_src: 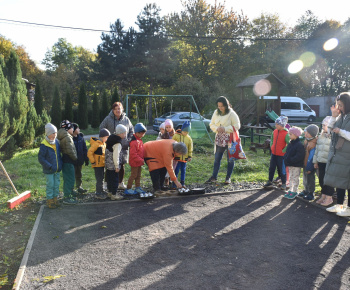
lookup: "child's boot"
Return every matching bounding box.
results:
[46,199,57,209]
[53,197,61,207]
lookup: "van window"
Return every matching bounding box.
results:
[281,102,301,110]
[303,104,312,112]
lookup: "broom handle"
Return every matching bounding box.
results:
[0,160,19,196]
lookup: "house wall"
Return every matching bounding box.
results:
[305,96,335,117]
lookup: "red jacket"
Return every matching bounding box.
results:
[270,129,289,156]
[129,134,144,167]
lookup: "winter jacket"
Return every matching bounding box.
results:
[105,134,125,170]
[57,128,77,164]
[99,111,134,151]
[283,138,305,168]
[87,137,106,168]
[73,133,88,166]
[270,128,289,156]
[303,137,317,168]
[324,114,350,189]
[38,139,63,174]
[305,147,316,172]
[313,132,331,164]
[172,130,193,162]
[144,139,177,181]
[129,134,144,167]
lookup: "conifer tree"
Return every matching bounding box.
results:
[78,83,88,129]
[0,55,11,149]
[91,91,100,128]
[15,103,37,147]
[51,86,62,127]
[64,88,73,121]
[34,79,43,115]
[111,88,120,104]
[100,90,110,121]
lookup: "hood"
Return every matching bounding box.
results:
[57,128,70,140]
[106,134,122,151]
[108,110,126,121]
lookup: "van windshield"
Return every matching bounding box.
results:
[303,104,312,112]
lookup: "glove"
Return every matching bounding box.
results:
[85,159,89,166]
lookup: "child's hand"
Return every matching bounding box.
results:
[314,163,318,169]
[115,168,120,173]
[330,104,340,117]
[307,171,311,174]
[188,158,192,162]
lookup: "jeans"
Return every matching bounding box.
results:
[45,172,60,200]
[212,145,235,180]
[94,167,105,193]
[268,154,286,184]
[175,162,187,183]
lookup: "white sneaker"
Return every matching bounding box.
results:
[336,207,350,217]
[118,182,126,189]
[110,193,123,201]
[326,204,343,213]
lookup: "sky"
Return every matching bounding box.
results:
[0,0,348,70]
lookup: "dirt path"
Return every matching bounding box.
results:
[19,189,350,289]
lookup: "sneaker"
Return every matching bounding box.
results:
[286,192,298,200]
[110,193,123,201]
[280,184,287,191]
[336,207,350,217]
[63,197,78,205]
[72,190,79,197]
[205,177,217,183]
[103,181,108,191]
[326,204,343,213]
[273,177,281,184]
[304,193,314,201]
[107,192,113,198]
[298,190,307,198]
[118,182,127,189]
[263,181,273,188]
[283,191,292,198]
[124,189,136,195]
[135,187,146,194]
[224,178,231,184]
[95,192,107,200]
[77,187,88,194]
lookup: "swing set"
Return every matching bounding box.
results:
[125,94,213,143]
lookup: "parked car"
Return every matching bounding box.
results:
[153,112,211,132]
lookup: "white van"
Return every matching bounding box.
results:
[261,96,316,122]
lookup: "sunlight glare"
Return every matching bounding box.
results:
[253,79,272,96]
[300,52,316,67]
[323,38,338,51]
[288,60,303,74]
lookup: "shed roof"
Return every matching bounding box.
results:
[236,73,285,88]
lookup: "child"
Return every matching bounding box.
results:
[38,123,63,209]
[283,127,305,199]
[88,128,110,200]
[126,123,147,194]
[156,122,165,140]
[313,117,334,206]
[72,123,89,194]
[172,121,193,187]
[299,124,319,200]
[161,119,176,187]
[105,124,127,200]
[263,116,290,191]
[57,120,78,205]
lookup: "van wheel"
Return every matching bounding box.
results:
[307,116,315,122]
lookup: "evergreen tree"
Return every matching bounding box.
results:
[34,78,43,115]
[91,92,100,128]
[100,90,110,122]
[15,103,37,147]
[51,86,62,127]
[111,88,120,104]
[0,55,11,149]
[78,83,88,129]
[64,88,73,121]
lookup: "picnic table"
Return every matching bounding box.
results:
[243,125,269,142]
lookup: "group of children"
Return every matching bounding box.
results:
[264,115,335,205]
[38,117,193,208]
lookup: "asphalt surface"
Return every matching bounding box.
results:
[18,189,350,289]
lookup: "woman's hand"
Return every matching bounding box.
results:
[333,127,340,134]
[314,163,318,169]
[174,180,182,189]
[330,104,340,117]
[217,126,225,133]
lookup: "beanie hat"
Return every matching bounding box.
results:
[181,121,191,132]
[115,124,127,135]
[99,128,110,138]
[288,126,302,137]
[134,123,147,133]
[305,124,319,138]
[275,116,288,127]
[60,120,73,131]
[164,119,173,128]
[322,116,332,126]
[159,122,165,130]
[72,123,79,132]
[45,123,57,136]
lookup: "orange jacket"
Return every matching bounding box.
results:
[87,137,106,168]
[144,139,177,181]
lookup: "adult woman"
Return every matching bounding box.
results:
[100,102,134,188]
[324,92,350,216]
[206,96,241,184]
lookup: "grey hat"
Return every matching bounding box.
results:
[115,124,127,135]
[275,116,288,127]
[99,128,110,138]
[305,124,319,138]
[45,123,57,136]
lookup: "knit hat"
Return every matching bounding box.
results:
[181,121,191,132]
[72,123,79,132]
[159,122,165,130]
[288,126,302,137]
[45,123,57,136]
[99,128,110,138]
[115,124,127,135]
[60,120,73,131]
[322,116,332,126]
[164,119,173,128]
[134,123,147,133]
[305,124,319,138]
[275,116,288,127]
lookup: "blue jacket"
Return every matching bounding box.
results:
[73,133,88,166]
[306,147,316,172]
[284,138,305,168]
[38,139,63,174]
